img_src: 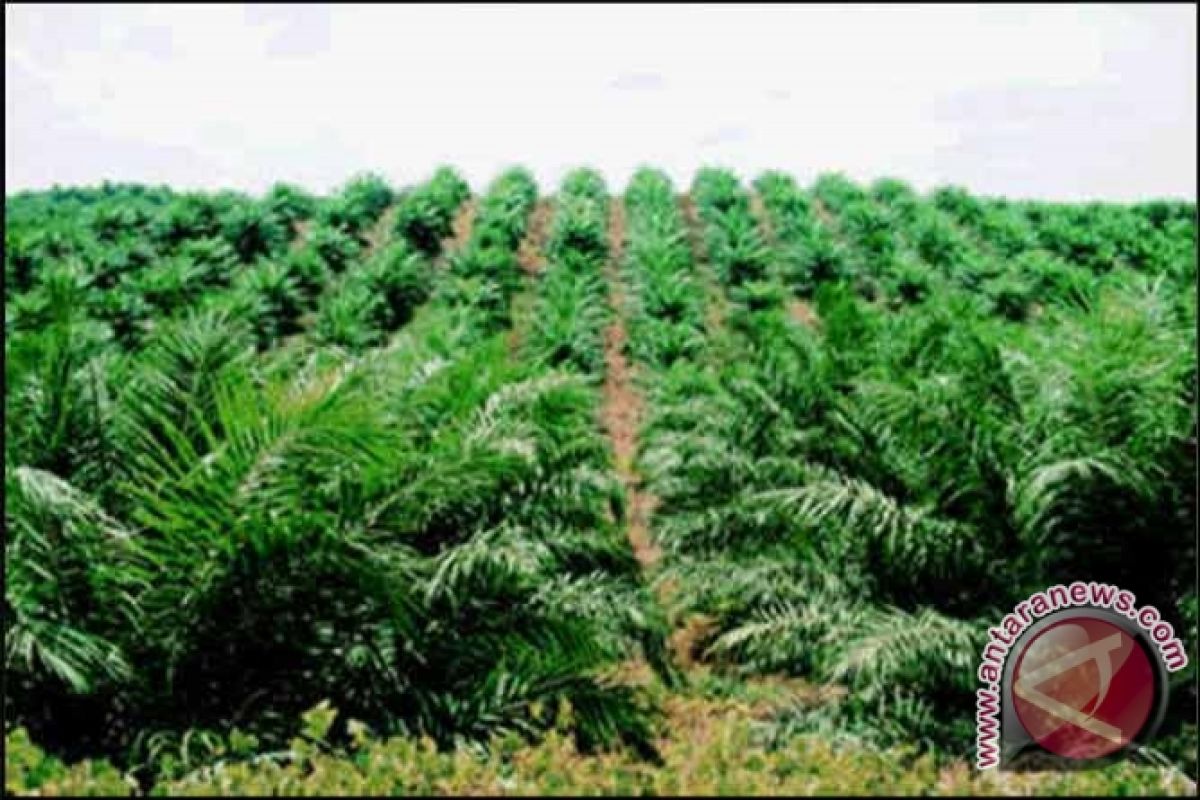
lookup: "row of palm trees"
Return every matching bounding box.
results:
[4,169,671,784]
[637,168,1196,758]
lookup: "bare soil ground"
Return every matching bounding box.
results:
[610,657,843,735]
[290,219,313,252]
[667,613,719,669]
[748,191,775,243]
[678,193,726,337]
[517,199,553,276]
[747,190,823,331]
[364,205,399,256]
[788,299,822,329]
[811,195,836,230]
[606,195,847,710]
[602,200,662,569]
[505,199,551,355]
[446,198,477,256]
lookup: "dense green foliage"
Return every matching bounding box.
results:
[4,167,1196,794]
[642,168,1196,765]
[7,691,1194,796]
[5,168,668,790]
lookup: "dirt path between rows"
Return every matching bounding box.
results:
[601,200,661,569]
[446,198,477,257]
[748,191,775,244]
[506,198,553,355]
[678,193,726,339]
[517,199,552,276]
[290,219,313,252]
[810,195,837,231]
[364,205,399,256]
[748,191,821,330]
[610,189,849,711]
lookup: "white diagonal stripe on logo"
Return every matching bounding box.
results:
[1013,633,1125,743]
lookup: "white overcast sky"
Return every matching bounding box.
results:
[5,3,1196,200]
